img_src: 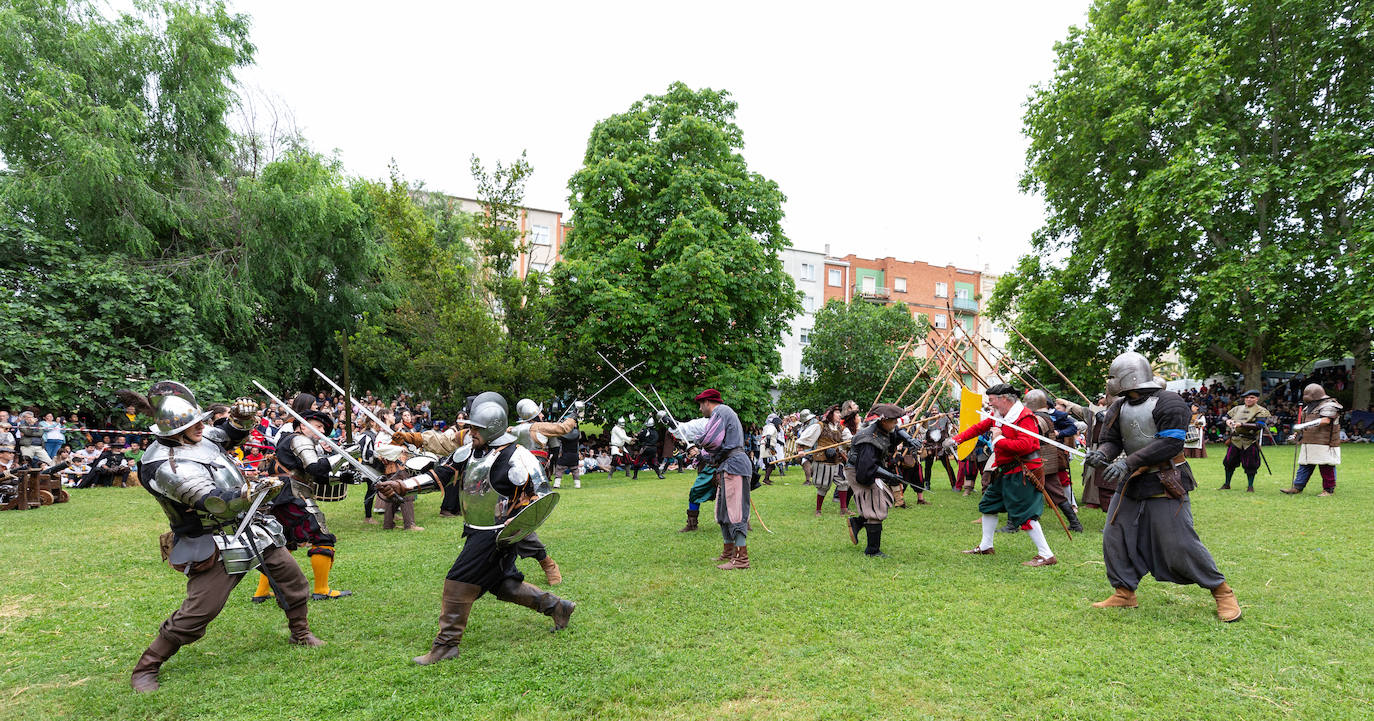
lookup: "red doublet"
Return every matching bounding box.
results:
[954,404,1043,471]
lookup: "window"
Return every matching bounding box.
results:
[935,282,948,298]
[800,263,816,281]
[862,275,876,293]
[828,268,842,287]
[955,286,970,300]
[803,295,815,313]
[530,225,552,246]
[800,331,810,346]
[933,314,947,329]
[894,277,907,293]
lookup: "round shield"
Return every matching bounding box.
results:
[496,492,560,545]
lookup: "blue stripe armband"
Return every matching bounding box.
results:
[1155,429,1187,440]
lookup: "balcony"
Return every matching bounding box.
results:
[857,286,891,301]
[952,297,979,312]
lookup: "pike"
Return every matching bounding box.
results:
[873,331,918,407]
[252,380,375,482]
[1006,323,1092,406]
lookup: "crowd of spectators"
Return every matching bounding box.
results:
[1176,366,1373,445]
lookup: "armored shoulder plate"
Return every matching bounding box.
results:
[288,433,322,466]
[202,424,231,447]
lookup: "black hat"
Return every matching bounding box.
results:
[300,410,334,435]
[869,403,905,421]
[1242,389,1260,398]
[985,383,1021,398]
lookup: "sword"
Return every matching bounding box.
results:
[232,484,275,541]
[596,351,667,418]
[313,367,389,433]
[976,410,1088,459]
[251,381,375,480]
[557,361,645,421]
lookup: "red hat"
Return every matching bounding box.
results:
[694,388,723,403]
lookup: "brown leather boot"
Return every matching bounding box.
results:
[1211,582,1241,622]
[678,509,699,532]
[539,556,562,586]
[715,542,735,561]
[1091,587,1138,608]
[283,601,326,647]
[717,545,750,570]
[414,580,481,665]
[130,633,180,692]
[494,579,576,631]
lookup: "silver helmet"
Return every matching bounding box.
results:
[1302,383,1327,402]
[616,417,625,425]
[1105,352,1162,396]
[471,391,508,416]
[644,416,654,428]
[515,398,541,422]
[148,381,212,438]
[1023,389,1049,411]
[463,400,516,446]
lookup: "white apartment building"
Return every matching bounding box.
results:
[778,246,827,378]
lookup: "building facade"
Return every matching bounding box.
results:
[778,246,828,378]
[445,196,570,278]
[816,246,1003,390]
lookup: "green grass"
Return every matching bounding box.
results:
[2,446,1371,720]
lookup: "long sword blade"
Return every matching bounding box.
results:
[252,380,373,478]
[976,410,1087,459]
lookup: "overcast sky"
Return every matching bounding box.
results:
[234,1,1093,274]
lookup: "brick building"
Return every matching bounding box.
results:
[820,246,1003,388]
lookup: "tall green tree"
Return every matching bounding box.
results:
[346,169,500,405]
[469,153,553,400]
[776,299,930,414]
[997,0,1373,394]
[548,83,801,424]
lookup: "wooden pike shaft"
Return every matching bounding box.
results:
[1007,323,1092,405]
[773,413,945,464]
[893,332,955,406]
[872,332,918,407]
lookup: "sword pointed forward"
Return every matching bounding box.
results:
[252,380,374,480]
[976,410,1087,459]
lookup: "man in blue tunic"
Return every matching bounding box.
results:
[694,389,756,570]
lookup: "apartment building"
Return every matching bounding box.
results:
[445,196,570,279]
[778,246,827,378]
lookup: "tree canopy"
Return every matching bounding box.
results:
[548,82,801,424]
[995,0,1373,398]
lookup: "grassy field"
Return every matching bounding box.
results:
[2,445,1370,720]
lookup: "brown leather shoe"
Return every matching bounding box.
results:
[961,547,994,555]
[284,600,327,647]
[1211,582,1241,622]
[1023,555,1058,567]
[1280,486,1302,494]
[1318,491,1334,497]
[717,546,750,570]
[714,543,735,561]
[1092,587,1138,608]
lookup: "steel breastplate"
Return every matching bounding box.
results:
[1119,397,1159,456]
[513,423,534,449]
[460,447,510,529]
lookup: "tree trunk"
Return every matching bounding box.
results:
[1242,335,1265,393]
[1354,328,1371,412]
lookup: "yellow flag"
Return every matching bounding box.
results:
[957,387,984,461]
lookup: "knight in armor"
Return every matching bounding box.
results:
[607,417,631,479]
[253,406,351,602]
[553,425,584,489]
[1281,383,1342,496]
[632,415,665,479]
[809,404,854,516]
[127,382,323,693]
[1085,352,1240,622]
[793,409,820,487]
[757,414,784,485]
[952,384,1058,567]
[1024,391,1083,532]
[844,404,913,558]
[375,397,575,665]
[1220,389,1271,492]
[695,389,757,570]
